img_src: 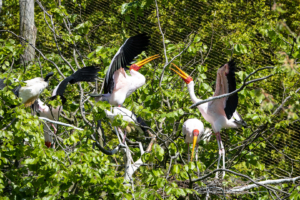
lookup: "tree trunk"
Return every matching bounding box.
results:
[0,0,2,13]
[19,0,37,64]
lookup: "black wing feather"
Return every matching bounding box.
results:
[0,78,21,97]
[104,34,150,94]
[52,66,99,104]
[224,60,238,119]
[0,78,6,90]
[136,116,149,133]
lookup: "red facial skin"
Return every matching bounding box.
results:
[193,129,199,136]
[45,142,51,148]
[183,76,193,84]
[129,64,142,71]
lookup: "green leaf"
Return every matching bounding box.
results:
[154,144,164,161]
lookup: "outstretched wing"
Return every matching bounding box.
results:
[223,60,238,119]
[104,34,149,94]
[52,66,99,104]
[210,60,238,120]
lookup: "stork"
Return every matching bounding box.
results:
[104,107,147,143]
[183,118,212,162]
[0,72,54,107]
[89,34,159,106]
[33,66,99,148]
[171,61,247,178]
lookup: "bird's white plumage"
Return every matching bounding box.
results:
[99,68,147,106]
[109,68,130,106]
[186,81,241,133]
[126,70,146,97]
[36,99,61,144]
[182,118,204,144]
[105,107,143,134]
[19,78,49,106]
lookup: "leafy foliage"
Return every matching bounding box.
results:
[0,0,300,199]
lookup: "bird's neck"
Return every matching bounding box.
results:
[187,81,201,104]
[130,69,142,76]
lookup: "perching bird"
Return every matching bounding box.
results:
[171,61,247,178]
[33,66,99,148]
[89,34,159,106]
[104,107,146,143]
[0,72,54,107]
[182,119,212,162]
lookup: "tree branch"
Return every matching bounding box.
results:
[154,0,167,64]
[229,176,300,192]
[159,33,195,87]
[39,117,83,131]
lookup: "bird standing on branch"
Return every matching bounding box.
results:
[183,118,211,162]
[171,61,247,178]
[33,66,99,148]
[89,34,159,106]
[0,72,54,107]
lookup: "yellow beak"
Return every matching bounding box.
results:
[190,135,198,161]
[170,63,189,79]
[135,54,160,67]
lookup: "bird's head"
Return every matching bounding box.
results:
[191,129,200,161]
[129,54,160,71]
[170,63,193,84]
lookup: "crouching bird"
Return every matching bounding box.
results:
[33,66,99,148]
[89,33,159,106]
[171,61,247,178]
[0,72,54,107]
[104,107,147,143]
[183,119,211,162]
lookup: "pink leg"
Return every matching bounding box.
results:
[215,132,225,179]
[51,123,57,134]
[122,130,127,144]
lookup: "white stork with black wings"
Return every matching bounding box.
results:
[90,34,159,106]
[171,60,247,178]
[33,66,99,148]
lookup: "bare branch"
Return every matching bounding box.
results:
[154,0,168,64]
[35,0,75,72]
[229,176,300,192]
[39,117,83,131]
[159,34,195,87]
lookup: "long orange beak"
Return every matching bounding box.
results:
[135,54,160,67]
[191,135,198,161]
[170,63,193,84]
